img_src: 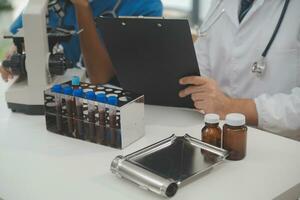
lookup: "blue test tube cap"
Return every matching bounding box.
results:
[96,93,107,103]
[73,88,84,97]
[51,84,63,93]
[71,76,80,86]
[63,86,73,95]
[108,95,118,106]
[86,91,96,100]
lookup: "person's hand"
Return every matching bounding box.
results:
[179,75,259,125]
[179,76,233,118]
[0,67,13,82]
[0,45,17,82]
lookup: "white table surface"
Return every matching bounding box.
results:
[0,81,299,200]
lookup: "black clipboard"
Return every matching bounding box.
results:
[96,17,200,108]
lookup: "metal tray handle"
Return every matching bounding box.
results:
[111,155,178,197]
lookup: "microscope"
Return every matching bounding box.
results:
[2,0,86,115]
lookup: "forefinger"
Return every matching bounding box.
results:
[179,76,208,86]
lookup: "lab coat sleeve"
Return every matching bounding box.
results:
[255,87,300,136]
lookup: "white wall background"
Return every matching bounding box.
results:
[161,0,213,22]
[2,0,212,28]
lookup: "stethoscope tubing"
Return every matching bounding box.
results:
[261,0,290,58]
[199,0,290,59]
[47,0,123,68]
[198,0,290,77]
[101,0,122,18]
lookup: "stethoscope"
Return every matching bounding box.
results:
[47,0,122,68]
[199,0,290,77]
[77,0,123,68]
[48,0,122,24]
[101,0,122,18]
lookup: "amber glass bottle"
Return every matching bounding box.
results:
[201,114,222,148]
[223,113,247,161]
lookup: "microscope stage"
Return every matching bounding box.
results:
[5,68,86,115]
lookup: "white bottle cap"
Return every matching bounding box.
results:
[225,113,246,126]
[204,113,220,124]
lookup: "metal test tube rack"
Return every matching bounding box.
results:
[44,81,145,149]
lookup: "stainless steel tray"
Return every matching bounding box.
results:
[111,134,228,197]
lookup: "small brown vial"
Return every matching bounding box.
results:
[201,114,222,148]
[223,113,247,161]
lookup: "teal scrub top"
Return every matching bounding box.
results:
[10,0,163,64]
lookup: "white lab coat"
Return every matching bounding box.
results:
[195,0,300,139]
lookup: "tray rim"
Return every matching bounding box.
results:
[123,134,229,185]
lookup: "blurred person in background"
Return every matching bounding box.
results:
[0,0,163,83]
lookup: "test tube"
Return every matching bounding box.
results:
[108,95,118,148]
[71,76,81,90]
[96,93,107,145]
[73,88,85,139]
[86,91,96,142]
[63,86,75,137]
[80,83,89,89]
[88,85,97,91]
[51,84,63,134]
